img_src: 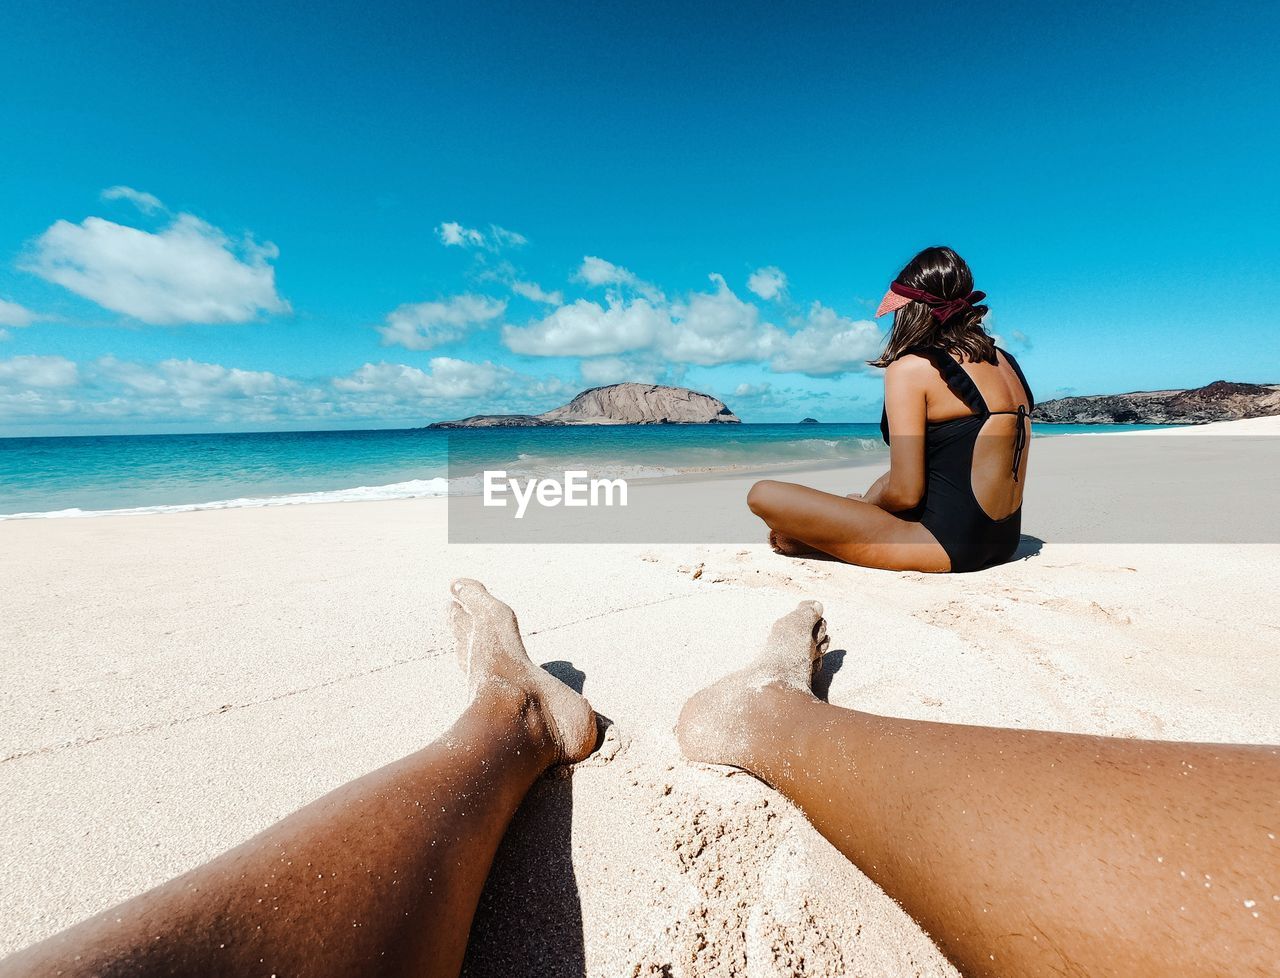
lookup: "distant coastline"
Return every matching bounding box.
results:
[1035,380,1280,425]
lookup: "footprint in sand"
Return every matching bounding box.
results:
[1041,561,1138,573]
[675,556,835,591]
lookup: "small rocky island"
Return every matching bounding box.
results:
[1035,380,1280,425]
[800,417,819,424]
[428,383,741,428]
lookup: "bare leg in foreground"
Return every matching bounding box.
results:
[1,579,596,978]
[677,603,1280,978]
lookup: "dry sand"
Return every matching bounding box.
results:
[2,419,1278,976]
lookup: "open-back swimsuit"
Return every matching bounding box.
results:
[879,346,1035,572]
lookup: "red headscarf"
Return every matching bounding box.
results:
[876,281,986,323]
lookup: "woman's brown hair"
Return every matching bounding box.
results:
[869,246,996,367]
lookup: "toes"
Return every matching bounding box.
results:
[771,600,824,641]
[448,599,472,670]
[448,596,470,633]
[799,602,828,651]
[449,577,492,610]
[451,577,519,624]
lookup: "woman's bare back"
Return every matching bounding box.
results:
[912,350,1032,520]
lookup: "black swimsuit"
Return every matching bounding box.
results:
[879,347,1035,572]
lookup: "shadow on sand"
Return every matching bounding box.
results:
[812,648,847,702]
[1012,534,1045,562]
[460,660,589,978]
[773,533,1046,570]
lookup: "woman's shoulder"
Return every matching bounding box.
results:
[885,349,941,379]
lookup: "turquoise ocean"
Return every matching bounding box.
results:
[0,423,1154,519]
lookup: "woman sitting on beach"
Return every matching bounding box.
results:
[4,580,1276,978]
[749,245,1034,572]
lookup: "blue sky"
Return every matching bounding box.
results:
[1,0,1277,435]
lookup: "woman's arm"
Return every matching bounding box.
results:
[861,357,928,512]
[852,471,889,502]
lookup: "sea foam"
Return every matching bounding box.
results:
[0,478,450,520]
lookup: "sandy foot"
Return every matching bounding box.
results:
[676,601,828,769]
[449,577,598,763]
[767,530,824,558]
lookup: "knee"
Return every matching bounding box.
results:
[747,479,784,518]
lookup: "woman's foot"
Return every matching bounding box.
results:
[676,601,828,771]
[449,578,598,764]
[768,530,823,558]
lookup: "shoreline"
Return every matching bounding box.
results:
[3,419,1239,522]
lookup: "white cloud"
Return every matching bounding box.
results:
[726,381,786,409]
[488,226,528,249]
[0,354,572,431]
[504,274,779,368]
[578,355,665,385]
[664,274,781,366]
[0,294,52,343]
[506,262,884,378]
[579,357,632,385]
[472,261,562,306]
[101,185,164,214]
[503,297,667,358]
[24,212,289,325]
[577,256,635,288]
[0,299,40,328]
[327,359,571,422]
[377,294,507,350]
[747,266,787,300]
[576,256,663,302]
[0,389,82,423]
[96,356,289,402]
[436,222,527,251]
[438,221,486,247]
[80,357,308,426]
[0,355,79,388]
[333,358,515,401]
[769,302,882,377]
[511,280,563,305]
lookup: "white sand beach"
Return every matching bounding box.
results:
[2,419,1278,976]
